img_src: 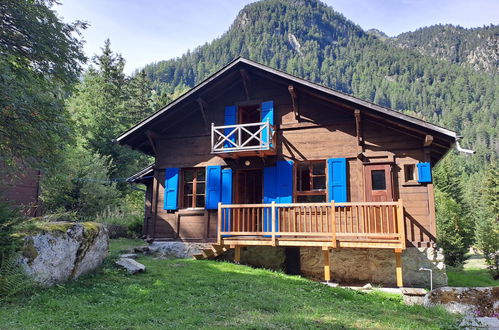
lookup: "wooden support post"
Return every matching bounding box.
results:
[271,201,276,246]
[397,199,406,249]
[354,109,364,154]
[217,202,222,245]
[323,246,331,282]
[330,201,336,248]
[239,69,251,100]
[196,98,209,133]
[395,248,403,287]
[234,246,241,264]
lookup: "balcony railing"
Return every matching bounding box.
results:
[211,121,275,154]
[217,201,406,249]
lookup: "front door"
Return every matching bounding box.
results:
[234,169,263,232]
[364,164,394,202]
[235,169,263,204]
[364,164,394,233]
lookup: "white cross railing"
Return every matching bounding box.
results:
[211,121,274,153]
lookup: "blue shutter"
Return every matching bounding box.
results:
[417,162,432,183]
[221,168,233,204]
[205,166,222,209]
[327,158,347,203]
[276,160,293,203]
[263,165,277,233]
[221,168,233,233]
[164,168,179,210]
[224,105,237,148]
[261,101,274,147]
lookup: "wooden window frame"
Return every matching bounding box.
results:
[180,168,206,209]
[403,163,419,186]
[294,160,327,202]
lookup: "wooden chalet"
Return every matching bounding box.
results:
[119,58,457,286]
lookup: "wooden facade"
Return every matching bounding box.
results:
[0,162,41,217]
[120,58,456,285]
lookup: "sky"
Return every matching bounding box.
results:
[55,0,499,74]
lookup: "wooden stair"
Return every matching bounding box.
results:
[193,244,230,260]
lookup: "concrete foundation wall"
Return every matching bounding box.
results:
[300,247,447,288]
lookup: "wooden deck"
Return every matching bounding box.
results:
[217,201,406,286]
[217,201,406,250]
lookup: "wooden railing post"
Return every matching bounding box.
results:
[217,202,222,245]
[397,199,406,249]
[211,123,215,153]
[331,201,336,248]
[271,201,276,246]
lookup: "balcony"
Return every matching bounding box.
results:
[217,201,406,250]
[211,121,276,157]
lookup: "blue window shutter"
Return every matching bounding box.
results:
[224,105,237,148]
[327,158,347,203]
[221,168,233,204]
[261,101,274,146]
[221,168,233,233]
[417,162,432,183]
[263,165,277,233]
[276,160,293,203]
[164,168,179,210]
[263,165,277,203]
[206,166,222,209]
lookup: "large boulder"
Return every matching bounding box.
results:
[19,222,108,287]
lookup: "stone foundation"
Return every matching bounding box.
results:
[222,246,287,271]
[300,247,447,288]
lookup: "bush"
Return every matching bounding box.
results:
[95,205,143,238]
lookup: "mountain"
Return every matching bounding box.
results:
[388,24,499,73]
[142,0,498,172]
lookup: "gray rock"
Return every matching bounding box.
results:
[116,258,145,274]
[148,242,213,258]
[19,222,108,287]
[119,253,138,259]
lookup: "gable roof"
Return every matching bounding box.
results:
[116,57,457,148]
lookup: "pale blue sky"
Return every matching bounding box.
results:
[55,0,499,74]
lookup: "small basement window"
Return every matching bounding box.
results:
[181,168,205,208]
[404,164,417,183]
[295,161,326,202]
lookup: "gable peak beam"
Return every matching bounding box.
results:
[145,130,159,156]
[354,109,364,154]
[239,69,252,100]
[424,135,434,147]
[196,97,209,133]
[288,85,300,120]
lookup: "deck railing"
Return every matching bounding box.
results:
[217,201,406,249]
[211,121,275,154]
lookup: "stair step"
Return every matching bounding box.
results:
[202,249,215,258]
[192,254,205,260]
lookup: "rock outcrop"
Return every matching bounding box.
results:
[19,222,108,287]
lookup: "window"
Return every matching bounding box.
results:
[404,164,417,182]
[371,170,386,190]
[181,168,205,208]
[295,161,326,202]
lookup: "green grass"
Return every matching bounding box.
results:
[0,239,461,329]
[447,254,498,287]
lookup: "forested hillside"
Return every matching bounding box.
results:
[388,24,499,73]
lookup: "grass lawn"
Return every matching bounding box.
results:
[447,254,498,287]
[0,239,461,329]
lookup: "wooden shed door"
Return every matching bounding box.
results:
[364,164,394,202]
